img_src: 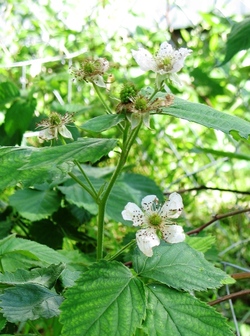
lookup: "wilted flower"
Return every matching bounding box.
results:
[132,42,192,88]
[122,192,185,257]
[37,112,74,141]
[71,57,109,88]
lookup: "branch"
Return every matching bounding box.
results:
[208,289,250,306]
[186,207,250,235]
[166,185,250,196]
[231,272,250,280]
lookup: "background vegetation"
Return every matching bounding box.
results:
[0,0,249,335]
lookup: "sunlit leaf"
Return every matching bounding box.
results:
[221,18,250,65]
[0,82,20,106]
[142,284,234,336]
[60,260,146,336]
[133,243,234,291]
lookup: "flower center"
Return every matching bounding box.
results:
[134,97,148,111]
[49,112,61,126]
[148,212,162,226]
[83,62,95,75]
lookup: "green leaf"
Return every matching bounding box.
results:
[142,284,234,336]
[0,82,20,105]
[0,147,66,190]
[0,235,69,272]
[0,283,63,322]
[0,138,117,190]
[0,313,6,331]
[186,235,216,253]
[21,138,117,169]
[81,114,125,132]
[9,188,61,221]
[0,263,65,288]
[4,98,36,141]
[159,95,250,140]
[60,260,146,336]
[133,243,234,291]
[221,18,250,65]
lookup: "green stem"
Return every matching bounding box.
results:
[93,83,112,114]
[74,160,98,198]
[96,122,142,260]
[27,321,41,336]
[68,171,98,201]
[105,239,136,261]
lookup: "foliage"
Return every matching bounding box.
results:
[0,1,250,335]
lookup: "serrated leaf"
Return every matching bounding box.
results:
[0,147,65,190]
[0,283,63,322]
[142,284,234,336]
[186,235,216,253]
[221,18,250,65]
[9,188,61,221]
[157,94,250,140]
[0,263,65,288]
[60,260,146,336]
[0,82,20,105]
[21,138,117,169]
[0,235,69,272]
[81,114,125,132]
[133,243,233,291]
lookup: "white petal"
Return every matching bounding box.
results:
[122,202,145,226]
[157,42,174,57]
[132,48,157,72]
[129,113,141,130]
[38,128,55,140]
[93,75,106,88]
[141,195,158,212]
[99,58,109,72]
[160,192,183,218]
[136,228,160,257]
[59,125,73,139]
[161,224,185,243]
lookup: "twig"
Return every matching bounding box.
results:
[209,289,250,306]
[231,272,250,280]
[186,207,250,235]
[165,185,250,196]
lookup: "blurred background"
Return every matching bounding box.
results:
[0,1,250,334]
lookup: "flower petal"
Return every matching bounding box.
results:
[160,192,183,219]
[136,228,160,257]
[122,202,145,226]
[59,125,73,139]
[38,128,55,140]
[93,75,106,88]
[141,195,158,212]
[157,42,174,58]
[132,48,157,72]
[161,224,185,243]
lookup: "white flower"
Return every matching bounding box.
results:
[122,192,185,257]
[71,57,109,88]
[132,42,192,87]
[37,112,74,141]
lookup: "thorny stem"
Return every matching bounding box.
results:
[96,121,142,260]
[186,207,250,236]
[68,171,98,201]
[73,160,98,198]
[209,289,250,306]
[93,83,112,114]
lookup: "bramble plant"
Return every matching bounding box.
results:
[0,33,250,336]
